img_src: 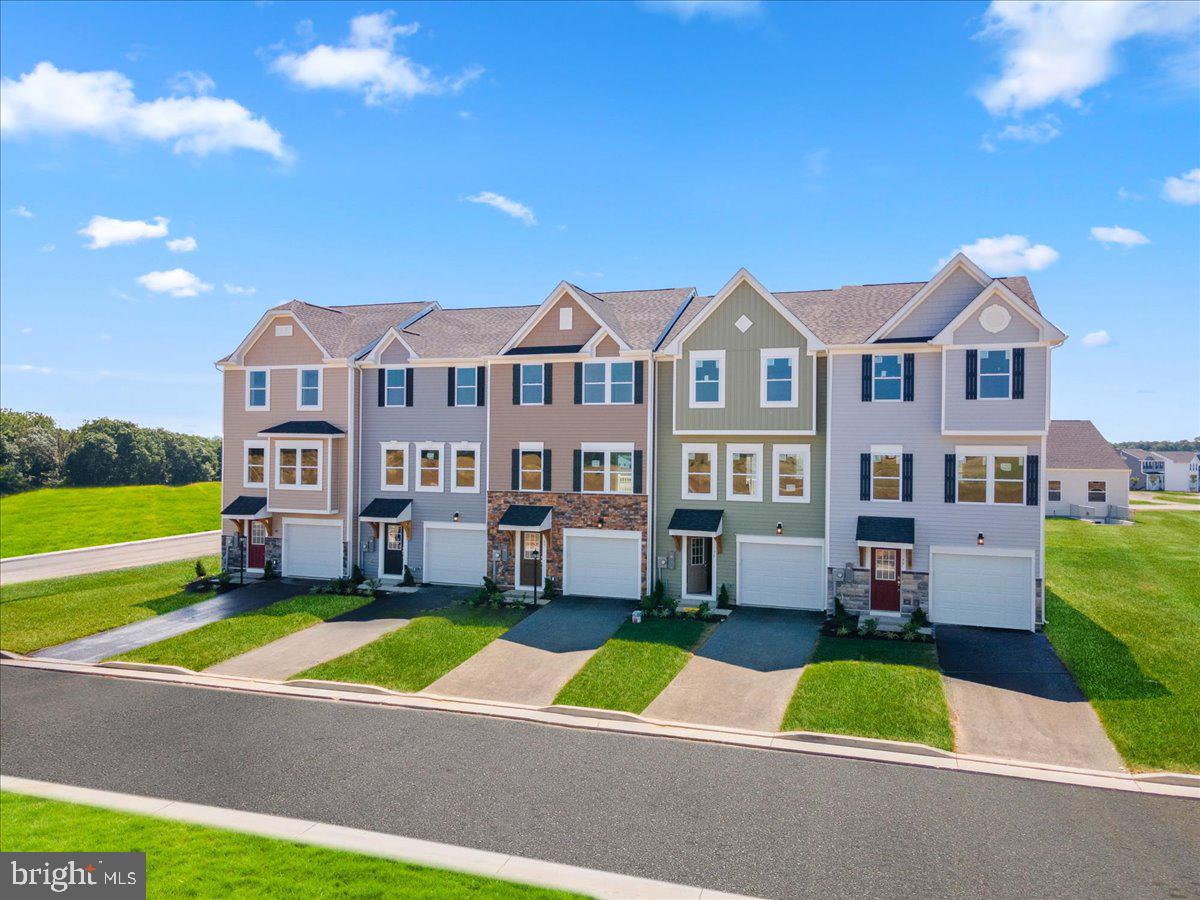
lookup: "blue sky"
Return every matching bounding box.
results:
[2,0,1197,440]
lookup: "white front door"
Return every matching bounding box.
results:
[423,524,485,586]
[930,549,1034,631]
[563,529,641,599]
[736,538,825,610]
[282,521,343,579]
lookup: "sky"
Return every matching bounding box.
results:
[1,0,1197,441]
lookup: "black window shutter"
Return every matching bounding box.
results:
[1026,454,1039,505]
[476,365,486,407]
[572,450,582,492]
[573,362,583,404]
[377,369,385,407]
[944,454,957,503]
[544,363,554,404]
[902,453,913,502]
[965,349,978,400]
[447,367,456,407]
[405,368,414,406]
[861,355,872,402]
[1012,348,1025,399]
[634,361,644,404]
[633,450,644,494]
[512,365,521,406]
[511,448,519,491]
[542,449,552,492]
[902,353,915,402]
[859,453,871,501]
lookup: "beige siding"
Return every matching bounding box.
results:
[595,334,621,357]
[516,297,599,349]
[244,315,325,365]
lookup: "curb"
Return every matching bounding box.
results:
[3,655,1197,800]
[1,531,221,563]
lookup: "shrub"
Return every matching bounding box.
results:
[717,584,730,609]
[262,559,277,580]
[311,577,357,596]
[652,578,665,604]
[909,607,929,628]
[835,626,852,637]
[402,565,415,587]
[350,564,365,586]
[194,559,207,579]
[542,577,559,599]
[860,617,878,637]
[695,601,712,619]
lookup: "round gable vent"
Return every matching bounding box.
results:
[979,304,1011,334]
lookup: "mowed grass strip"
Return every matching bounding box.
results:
[112,592,371,671]
[554,618,711,713]
[297,605,529,692]
[1045,511,1200,772]
[780,637,954,750]
[0,482,221,558]
[0,792,575,899]
[0,557,218,654]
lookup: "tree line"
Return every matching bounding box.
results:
[1113,438,1200,452]
[0,409,221,493]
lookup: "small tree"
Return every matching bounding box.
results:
[194,559,208,578]
[717,584,730,609]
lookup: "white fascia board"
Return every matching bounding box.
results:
[227,309,331,365]
[354,304,438,361]
[867,253,991,343]
[931,281,1066,346]
[364,328,421,364]
[498,282,628,354]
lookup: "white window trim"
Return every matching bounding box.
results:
[772,444,811,503]
[245,369,270,411]
[379,440,408,492]
[274,440,322,492]
[383,368,407,408]
[1047,480,1062,502]
[690,350,725,409]
[520,363,545,406]
[760,348,800,409]
[296,367,323,410]
[581,359,635,406]
[580,442,636,495]
[454,366,478,407]
[518,441,545,493]
[977,348,1013,401]
[1087,481,1107,503]
[559,306,573,330]
[415,441,444,493]
[243,440,268,487]
[870,443,903,504]
[681,443,718,501]
[871,353,903,403]
[451,441,481,494]
[955,445,1027,505]
[725,443,763,502]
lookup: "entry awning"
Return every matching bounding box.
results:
[498,504,553,531]
[359,498,412,523]
[855,515,915,548]
[221,496,269,519]
[258,420,345,438]
[668,508,723,536]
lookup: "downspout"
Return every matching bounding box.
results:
[346,359,356,577]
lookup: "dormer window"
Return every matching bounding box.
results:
[979,349,1012,399]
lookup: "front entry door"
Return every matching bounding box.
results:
[870,547,901,612]
[519,532,541,588]
[686,536,711,596]
[247,520,266,569]
[383,524,405,577]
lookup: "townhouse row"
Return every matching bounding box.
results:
[218,253,1065,631]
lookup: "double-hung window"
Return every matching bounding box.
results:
[380,442,407,491]
[690,350,724,408]
[682,444,717,500]
[957,449,1025,504]
[452,443,480,493]
[1047,480,1062,502]
[581,444,634,494]
[455,367,477,406]
[383,368,407,407]
[416,443,442,491]
[276,442,321,490]
[761,349,799,408]
[1087,481,1107,503]
[582,361,634,405]
[244,441,267,487]
[726,444,762,501]
[993,455,1025,503]
[520,364,544,405]
[773,444,810,502]
[520,446,544,491]
[247,369,269,409]
[979,349,1012,399]
[297,368,321,409]
[871,445,902,501]
[872,355,902,401]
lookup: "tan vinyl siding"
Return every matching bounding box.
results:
[595,334,622,357]
[243,315,325,365]
[515,297,599,349]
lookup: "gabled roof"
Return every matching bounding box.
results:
[367,305,539,361]
[259,420,345,436]
[1149,450,1200,463]
[1047,420,1127,470]
[1119,447,1148,460]
[930,279,1064,346]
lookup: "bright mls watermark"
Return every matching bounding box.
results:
[3,853,145,898]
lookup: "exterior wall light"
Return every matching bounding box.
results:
[977,532,985,546]
[776,522,784,535]
[453,511,460,522]
[598,516,605,528]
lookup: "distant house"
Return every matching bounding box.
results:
[1047,420,1130,519]
[1119,447,1156,491]
[1153,450,1200,492]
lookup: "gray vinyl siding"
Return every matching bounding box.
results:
[883,268,984,340]
[673,282,815,433]
[357,365,487,579]
[944,346,1048,433]
[827,351,1042,575]
[654,358,827,602]
[953,298,1041,344]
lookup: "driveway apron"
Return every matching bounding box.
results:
[938,625,1125,771]
[644,608,821,732]
[424,596,630,706]
[31,579,310,664]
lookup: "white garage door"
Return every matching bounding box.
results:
[282,522,343,579]
[424,525,485,586]
[563,530,641,599]
[737,539,825,610]
[931,550,1034,631]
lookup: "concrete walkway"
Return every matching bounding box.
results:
[425,596,630,706]
[644,608,821,732]
[0,531,220,586]
[938,625,1125,771]
[32,579,307,663]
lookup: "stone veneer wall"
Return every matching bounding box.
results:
[221,534,281,573]
[486,490,647,593]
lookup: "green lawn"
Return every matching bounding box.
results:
[1,482,221,557]
[1045,511,1199,772]
[780,637,954,750]
[0,557,218,654]
[112,592,371,671]
[554,618,711,713]
[297,606,529,692]
[0,792,574,899]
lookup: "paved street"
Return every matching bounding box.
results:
[2,666,1196,899]
[0,531,221,586]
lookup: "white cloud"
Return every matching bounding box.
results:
[2,363,55,375]
[976,1,1199,115]
[1090,225,1150,247]
[19,327,33,334]
[641,1,763,22]
[803,148,828,178]
[168,70,215,96]
[272,11,481,106]
[136,268,212,298]
[945,235,1060,272]
[1,62,288,160]
[166,236,197,253]
[1117,186,1144,202]
[465,191,536,226]
[224,283,257,296]
[79,215,168,249]
[981,115,1061,151]
[1081,330,1112,347]
[40,243,55,253]
[1162,168,1200,205]
[10,204,34,218]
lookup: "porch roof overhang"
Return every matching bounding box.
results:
[855,515,914,548]
[497,504,553,531]
[258,420,345,438]
[668,508,724,537]
[220,495,270,519]
[359,498,412,523]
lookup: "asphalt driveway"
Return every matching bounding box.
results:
[644,608,821,732]
[938,625,1124,771]
[424,596,630,706]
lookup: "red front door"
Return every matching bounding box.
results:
[248,520,266,569]
[870,547,900,612]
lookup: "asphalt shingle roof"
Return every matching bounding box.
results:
[397,306,538,358]
[570,286,697,350]
[1047,420,1127,470]
[1150,450,1199,464]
